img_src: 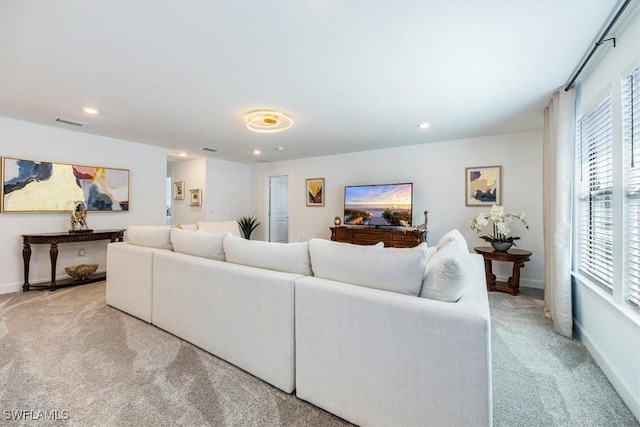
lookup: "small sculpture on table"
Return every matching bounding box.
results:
[69,201,93,233]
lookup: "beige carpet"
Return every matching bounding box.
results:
[1,282,637,426]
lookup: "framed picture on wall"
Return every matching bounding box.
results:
[189,188,201,206]
[465,165,501,206]
[173,181,184,200]
[306,178,324,206]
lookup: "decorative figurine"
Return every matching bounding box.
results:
[69,201,92,233]
[334,216,342,226]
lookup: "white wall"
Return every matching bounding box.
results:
[572,10,640,421]
[167,157,250,225]
[250,130,544,288]
[0,117,167,294]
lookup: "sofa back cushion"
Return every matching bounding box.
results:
[126,225,172,250]
[223,235,312,276]
[171,228,227,261]
[308,238,427,296]
[421,229,471,302]
[197,221,240,237]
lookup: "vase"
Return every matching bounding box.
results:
[491,241,513,252]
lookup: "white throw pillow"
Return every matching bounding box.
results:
[436,229,468,252]
[420,242,471,302]
[308,238,427,296]
[126,225,172,250]
[171,228,227,261]
[223,234,312,276]
[197,221,240,237]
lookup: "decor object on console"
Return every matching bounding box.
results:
[470,204,529,251]
[1,156,130,212]
[237,215,260,240]
[333,216,341,226]
[465,165,501,206]
[306,178,324,206]
[173,181,184,200]
[189,188,201,206]
[65,264,98,280]
[69,201,92,232]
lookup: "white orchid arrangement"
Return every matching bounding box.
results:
[470,205,529,245]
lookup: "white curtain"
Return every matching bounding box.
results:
[543,88,575,338]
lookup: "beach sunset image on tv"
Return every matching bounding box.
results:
[344,183,412,226]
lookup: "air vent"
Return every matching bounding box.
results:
[201,147,219,153]
[56,117,88,127]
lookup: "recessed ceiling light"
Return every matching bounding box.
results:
[417,123,430,129]
[179,152,187,157]
[253,149,262,155]
[83,107,99,114]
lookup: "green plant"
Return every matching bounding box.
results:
[237,215,260,240]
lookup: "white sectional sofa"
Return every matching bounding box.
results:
[106,222,492,426]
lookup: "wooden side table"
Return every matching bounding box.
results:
[473,247,532,296]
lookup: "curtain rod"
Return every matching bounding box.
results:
[564,0,633,91]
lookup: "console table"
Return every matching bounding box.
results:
[21,229,125,291]
[474,246,532,296]
[330,227,426,248]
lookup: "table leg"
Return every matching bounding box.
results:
[483,258,496,292]
[506,261,525,296]
[22,242,31,291]
[49,242,58,291]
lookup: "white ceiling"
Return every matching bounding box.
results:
[0,1,620,164]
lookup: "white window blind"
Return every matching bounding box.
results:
[577,94,614,292]
[624,66,640,309]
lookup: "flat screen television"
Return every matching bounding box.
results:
[344,183,413,227]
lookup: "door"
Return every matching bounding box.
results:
[269,176,289,242]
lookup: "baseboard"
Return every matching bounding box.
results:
[0,282,22,295]
[574,319,640,422]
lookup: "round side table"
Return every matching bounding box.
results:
[473,247,532,296]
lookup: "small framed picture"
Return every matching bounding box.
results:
[189,188,202,206]
[306,178,324,206]
[173,181,184,200]
[465,166,501,206]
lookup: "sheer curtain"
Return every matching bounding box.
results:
[543,88,575,338]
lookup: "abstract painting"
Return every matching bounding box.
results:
[1,157,130,213]
[306,178,324,206]
[465,165,501,206]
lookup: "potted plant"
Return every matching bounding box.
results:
[470,205,529,252]
[237,215,260,240]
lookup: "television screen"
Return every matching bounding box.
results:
[344,183,412,226]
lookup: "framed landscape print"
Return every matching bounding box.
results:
[465,165,501,206]
[189,188,202,206]
[1,156,130,213]
[173,181,184,200]
[306,178,324,206]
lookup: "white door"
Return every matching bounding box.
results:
[269,176,289,242]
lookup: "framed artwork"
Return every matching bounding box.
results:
[1,156,130,213]
[173,181,184,200]
[465,165,501,206]
[306,178,324,206]
[189,188,202,206]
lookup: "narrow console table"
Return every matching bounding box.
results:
[22,229,125,291]
[330,227,426,248]
[474,246,532,296]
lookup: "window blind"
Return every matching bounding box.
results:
[577,94,614,292]
[624,66,640,309]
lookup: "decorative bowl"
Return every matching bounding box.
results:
[65,264,98,280]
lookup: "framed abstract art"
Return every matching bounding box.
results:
[465,165,501,206]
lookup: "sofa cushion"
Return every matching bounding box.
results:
[436,229,468,252]
[197,221,240,237]
[308,238,427,296]
[126,225,172,250]
[421,233,471,302]
[171,228,227,261]
[223,235,312,276]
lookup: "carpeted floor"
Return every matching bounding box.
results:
[0,282,637,426]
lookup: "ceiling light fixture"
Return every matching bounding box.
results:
[83,107,99,114]
[253,149,262,155]
[245,109,293,133]
[417,123,430,129]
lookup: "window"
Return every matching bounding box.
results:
[576,94,614,292]
[624,66,640,309]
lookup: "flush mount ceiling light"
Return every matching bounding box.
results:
[245,109,293,133]
[83,107,99,114]
[417,122,430,129]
